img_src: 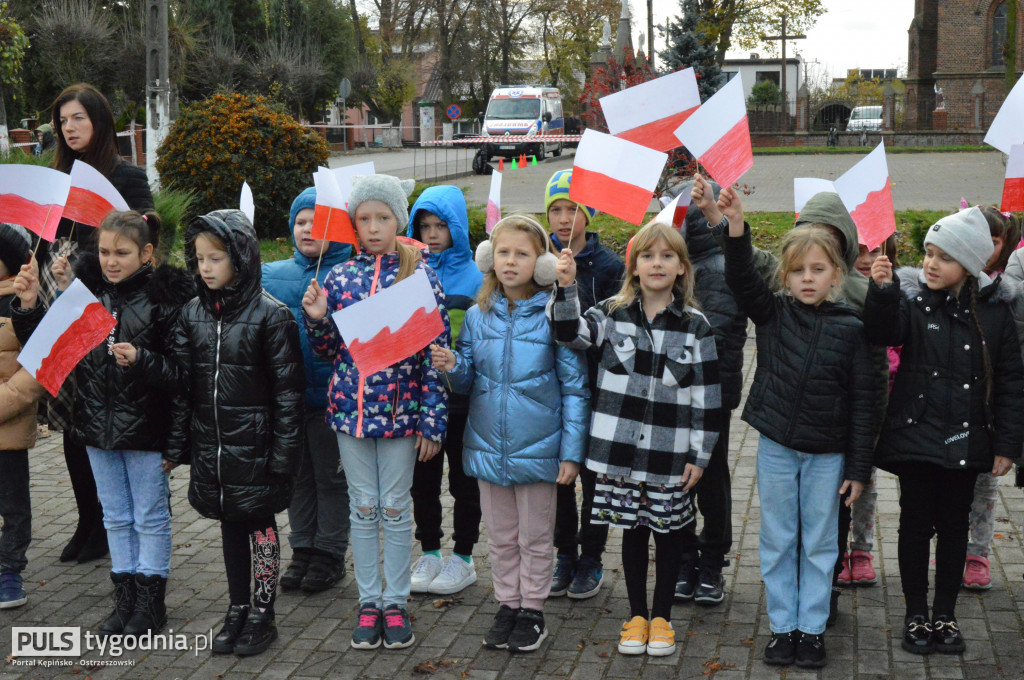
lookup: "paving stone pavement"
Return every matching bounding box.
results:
[3,342,1024,679]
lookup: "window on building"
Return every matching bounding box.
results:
[755,71,781,87]
[993,1,1007,66]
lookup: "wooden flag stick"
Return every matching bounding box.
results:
[313,207,331,282]
[30,205,56,260]
[566,204,580,251]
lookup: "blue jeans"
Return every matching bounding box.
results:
[756,435,843,635]
[337,434,416,608]
[86,448,171,578]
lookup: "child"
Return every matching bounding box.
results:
[866,208,1023,656]
[407,185,483,595]
[263,187,353,594]
[963,206,1022,590]
[167,210,304,656]
[302,175,450,651]
[544,169,625,599]
[431,214,588,652]
[0,224,46,609]
[12,210,193,635]
[712,185,874,669]
[548,219,721,657]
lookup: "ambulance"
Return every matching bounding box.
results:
[480,85,564,160]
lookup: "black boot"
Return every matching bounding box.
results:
[76,523,109,564]
[212,604,250,654]
[233,608,278,656]
[60,524,90,563]
[123,574,167,636]
[98,572,136,636]
[280,549,312,591]
[301,551,345,593]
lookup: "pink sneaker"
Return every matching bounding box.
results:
[849,550,877,585]
[963,555,992,590]
[837,553,852,585]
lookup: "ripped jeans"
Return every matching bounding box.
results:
[336,433,417,608]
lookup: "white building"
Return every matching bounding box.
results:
[721,54,802,115]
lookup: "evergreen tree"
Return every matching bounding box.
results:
[660,0,723,101]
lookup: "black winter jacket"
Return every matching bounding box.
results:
[685,207,748,411]
[724,227,875,483]
[166,210,304,522]
[12,254,194,451]
[864,268,1024,473]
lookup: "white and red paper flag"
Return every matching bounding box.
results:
[985,77,1024,154]
[329,162,376,201]
[832,142,896,250]
[1001,144,1024,212]
[569,129,667,225]
[239,181,255,225]
[332,268,444,377]
[674,76,752,188]
[18,279,117,397]
[62,160,130,228]
[312,170,357,245]
[485,170,502,234]
[601,68,701,152]
[654,192,688,233]
[793,178,839,217]
[0,165,71,241]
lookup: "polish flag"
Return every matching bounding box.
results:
[1001,144,1024,212]
[569,129,667,225]
[601,68,701,152]
[0,165,71,241]
[312,170,357,245]
[985,76,1024,154]
[332,268,444,377]
[674,76,752,189]
[485,170,502,234]
[62,160,130,228]
[328,161,375,201]
[239,181,255,225]
[654,192,688,233]
[793,178,839,217]
[18,279,117,397]
[832,142,896,250]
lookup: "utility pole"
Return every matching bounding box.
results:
[145,0,170,188]
[647,0,654,70]
[764,14,805,130]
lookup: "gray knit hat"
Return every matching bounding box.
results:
[923,207,993,279]
[346,175,416,230]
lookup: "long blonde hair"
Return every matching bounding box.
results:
[775,226,846,302]
[476,215,556,312]
[608,220,696,313]
[395,240,422,283]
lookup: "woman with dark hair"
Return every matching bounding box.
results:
[42,84,155,566]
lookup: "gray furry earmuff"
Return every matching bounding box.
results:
[476,215,558,286]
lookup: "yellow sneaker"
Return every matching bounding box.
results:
[647,617,676,656]
[617,616,648,655]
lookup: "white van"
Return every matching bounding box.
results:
[847,105,883,132]
[481,86,564,160]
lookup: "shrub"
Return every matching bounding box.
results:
[153,187,196,266]
[155,92,328,238]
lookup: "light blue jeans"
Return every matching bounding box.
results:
[756,435,843,635]
[337,434,416,608]
[85,447,171,578]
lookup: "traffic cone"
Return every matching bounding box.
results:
[531,155,537,166]
[520,153,527,167]
[498,158,504,171]
[511,157,518,169]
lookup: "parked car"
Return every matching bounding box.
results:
[846,105,883,132]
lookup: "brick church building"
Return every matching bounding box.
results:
[905,0,1022,129]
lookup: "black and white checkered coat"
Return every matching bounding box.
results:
[547,284,722,485]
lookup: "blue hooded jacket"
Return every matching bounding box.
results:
[407,186,482,311]
[262,187,353,409]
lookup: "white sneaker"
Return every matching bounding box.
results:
[410,554,443,593]
[428,555,477,595]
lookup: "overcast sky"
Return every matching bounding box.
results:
[649,0,916,81]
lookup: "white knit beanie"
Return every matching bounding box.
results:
[346,175,416,230]
[923,207,993,279]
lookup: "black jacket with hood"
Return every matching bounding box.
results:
[166,210,304,522]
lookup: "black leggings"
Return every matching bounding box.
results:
[222,517,279,610]
[621,525,685,620]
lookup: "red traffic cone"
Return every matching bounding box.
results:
[498,158,504,171]
[520,153,527,167]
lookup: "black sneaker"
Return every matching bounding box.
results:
[302,553,346,593]
[901,615,933,655]
[763,631,796,665]
[212,604,249,654]
[674,560,698,601]
[827,587,840,628]
[507,608,547,653]
[931,615,965,654]
[567,556,603,599]
[482,604,519,649]
[382,604,415,649]
[550,555,574,597]
[693,565,725,605]
[280,550,312,591]
[351,604,383,650]
[233,609,278,656]
[795,632,827,668]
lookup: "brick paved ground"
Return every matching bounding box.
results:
[3,343,1024,679]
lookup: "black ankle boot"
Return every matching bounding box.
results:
[280,549,312,591]
[98,572,136,635]
[123,574,167,636]
[76,524,109,564]
[212,605,250,654]
[233,608,278,656]
[60,523,90,563]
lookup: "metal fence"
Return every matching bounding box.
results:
[748,94,989,134]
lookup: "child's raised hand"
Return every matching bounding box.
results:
[51,255,73,291]
[415,435,441,462]
[840,480,864,506]
[681,463,704,492]
[556,248,576,288]
[302,280,328,320]
[110,342,138,367]
[691,173,724,226]
[429,343,455,371]
[870,255,892,286]
[556,461,579,485]
[13,259,39,309]
[716,186,744,235]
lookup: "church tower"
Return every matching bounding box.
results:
[904,0,938,128]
